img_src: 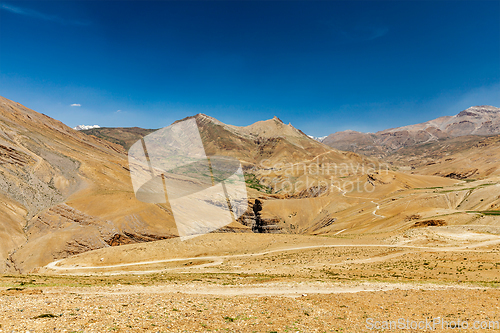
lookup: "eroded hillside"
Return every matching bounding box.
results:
[0,96,177,273]
[1,96,499,275]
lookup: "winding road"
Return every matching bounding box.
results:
[45,237,500,275]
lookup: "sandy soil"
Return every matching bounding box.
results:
[0,282,499,332]
[1,229,499,332]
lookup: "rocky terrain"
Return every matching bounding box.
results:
[3,231,500,331]
[1,96,500,332]
[397,134,500,180]
[0,96,383,273]
[323,105,500,158]
[0,96,180,273]
[1,280,498,332]
[82,127,156,151]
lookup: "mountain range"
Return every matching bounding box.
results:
[0,96,373,273]
[322,105,500,158]
[0,96,499,274]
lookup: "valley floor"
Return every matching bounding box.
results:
[0,280,499,332]
[1,230,500,332]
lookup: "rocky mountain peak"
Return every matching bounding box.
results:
[457,105,500,117]
[323,105,500,157]
[272,116,284,124]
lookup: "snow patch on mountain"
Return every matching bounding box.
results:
[73,125,101,131]
[307,135,327,142]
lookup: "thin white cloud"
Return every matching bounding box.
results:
[71,104,81,107]
[116,110,122,113]
[0,3,90,26]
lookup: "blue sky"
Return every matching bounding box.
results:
[0,1,499,135]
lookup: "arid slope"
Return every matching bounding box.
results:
[0,96,177,273]
[324,105,500,158]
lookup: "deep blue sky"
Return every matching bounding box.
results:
[1,1,499,135]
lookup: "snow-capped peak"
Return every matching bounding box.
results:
[73,125,101,131]
[307,135,327,142]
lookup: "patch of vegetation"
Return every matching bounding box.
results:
[244,173,271,193]
[439,183,496,193]
[467,210,500,216]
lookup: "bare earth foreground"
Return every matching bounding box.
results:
[1,232,500,332]
[0,283,499,332]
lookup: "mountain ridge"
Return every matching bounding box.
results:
[0,96,179,273]
[2,96,498,275]
[323,105,500,157]
[0,97,372,273]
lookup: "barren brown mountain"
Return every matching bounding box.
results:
[0,96,177,273]
[1,97,500,332]
[82,127,156,151]
[3,96,498,279]
[407,134,500,180]
[323,105,500,158]
[0,97,382,273]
